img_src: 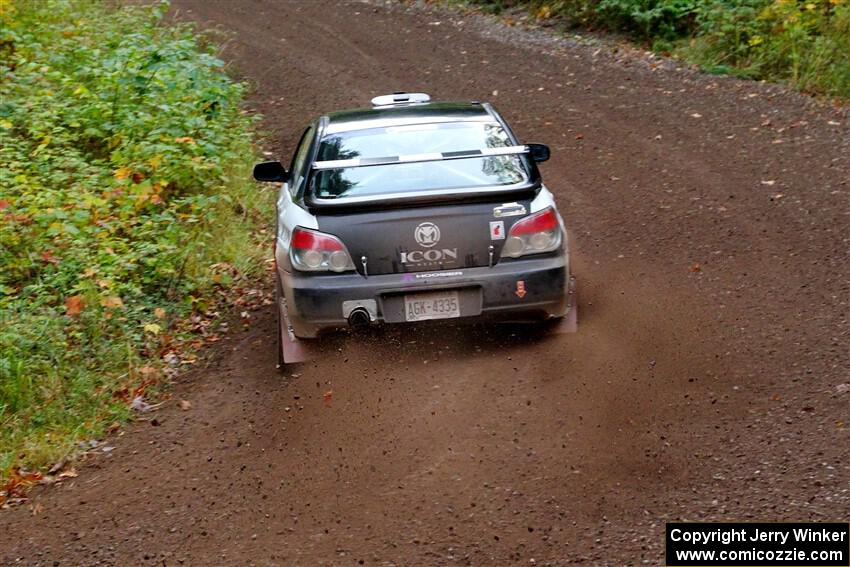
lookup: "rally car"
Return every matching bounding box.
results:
[253,93,575,365]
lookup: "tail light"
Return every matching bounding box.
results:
[290,227,355,273]
[501,207,562,258]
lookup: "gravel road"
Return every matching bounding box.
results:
[2,1,849,565]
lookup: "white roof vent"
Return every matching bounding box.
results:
[371,92,431,107]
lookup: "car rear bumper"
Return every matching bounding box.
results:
[280,253,571,338]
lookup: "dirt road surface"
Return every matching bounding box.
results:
[3,1,849,565]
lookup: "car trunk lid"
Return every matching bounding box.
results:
[315,197,534,275]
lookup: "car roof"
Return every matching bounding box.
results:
[322,101,495,135]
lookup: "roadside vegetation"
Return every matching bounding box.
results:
[459,0,850,98]
[0,0,268,492]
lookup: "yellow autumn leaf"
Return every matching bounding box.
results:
[147,155,163,169]
[113,166,132,180]
[100,295,124,309]
[143,323,161,336]
[536,5,552,19]
[0,119,12,129]
[32,136,51,156]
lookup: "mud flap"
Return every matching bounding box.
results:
[549,276,578,334]
[278,301,319,366]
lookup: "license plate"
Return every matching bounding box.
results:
[404,290,460,322]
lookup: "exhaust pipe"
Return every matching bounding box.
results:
[347,307,371,330]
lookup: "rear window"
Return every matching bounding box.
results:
[310,122,529,200]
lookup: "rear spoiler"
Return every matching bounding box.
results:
[312,145,530,170]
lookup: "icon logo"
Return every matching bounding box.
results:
[414,222,440,248]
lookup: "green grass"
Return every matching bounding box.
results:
[458,0,850,98]
[0,0,270,481]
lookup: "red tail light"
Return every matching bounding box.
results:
[508,208,559,235]
[290,227,355,272]
[502,207,562,258]
[292,228,345,252]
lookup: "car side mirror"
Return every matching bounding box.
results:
[253,161,289,182]
[527,143,550,163]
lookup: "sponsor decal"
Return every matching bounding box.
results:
[414,222,440,248]
[415,271,463,279]
[400,249,458,264]
[489,220,505,240]
[403,222,457,266]
[515,280,526,299]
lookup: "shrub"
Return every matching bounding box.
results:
[0,0,268,478]
[461,0,850,97]
[687,0,850,95]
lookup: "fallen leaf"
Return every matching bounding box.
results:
[154,307,166,319]
[143,323,161,336]
[323,390,333,407]
[1,467,43,501]
[690,263,702,273]
[58,468,78,479]
[41,250,60,264]
[100,295,124,309]
[65,295,85,317]
[129,395,164,413]
[0,199,10,211]
[137,366,158,377]
[47,460,68,476]
[761,180,776,186]
[179,400,192,411]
